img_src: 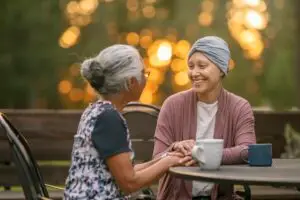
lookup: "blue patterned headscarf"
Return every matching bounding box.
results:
[188,36,231,76]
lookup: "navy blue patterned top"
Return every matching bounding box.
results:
[64,101,134,200]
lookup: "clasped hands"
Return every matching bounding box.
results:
[163,140,197,167]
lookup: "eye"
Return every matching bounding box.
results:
[188,64,194,69]
[199,64,207,69]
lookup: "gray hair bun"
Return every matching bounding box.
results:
[81,58,105,89]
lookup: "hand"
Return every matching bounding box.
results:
[172,140,195,156]
[168,152,197,167]
[162,151,193,167]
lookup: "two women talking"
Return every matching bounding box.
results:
[64,36,256,200]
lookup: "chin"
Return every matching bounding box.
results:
[192,86,209,94]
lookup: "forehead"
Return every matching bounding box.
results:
[188,52,211,64]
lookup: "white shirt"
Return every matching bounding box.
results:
[192,101,218,197]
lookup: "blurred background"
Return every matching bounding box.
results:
[0,0,299,110]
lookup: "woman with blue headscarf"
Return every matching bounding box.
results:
[153,36,256,200]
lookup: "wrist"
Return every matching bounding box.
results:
[161,154,175,168]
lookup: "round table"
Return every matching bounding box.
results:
[169,159,300,187]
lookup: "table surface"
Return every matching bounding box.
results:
[169,159,300,187]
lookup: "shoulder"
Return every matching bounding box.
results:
[85,101,123,124]
[223,89,252,114]
[162,89,194,108]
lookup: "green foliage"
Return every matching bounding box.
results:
[0,0,298,109]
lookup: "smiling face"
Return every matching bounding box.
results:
[187,52,224,95]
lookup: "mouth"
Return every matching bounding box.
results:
[192,79,207,87]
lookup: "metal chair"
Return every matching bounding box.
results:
[123,102,160,200]
[0,113,54,200]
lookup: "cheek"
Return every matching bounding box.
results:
[187,71,192,79]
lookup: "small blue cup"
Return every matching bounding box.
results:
[241,143,272,166]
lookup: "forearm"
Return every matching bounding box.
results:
[222,139,256,164]
[126,158,172,194]
[222,145,247,165]
[134,155,162,171]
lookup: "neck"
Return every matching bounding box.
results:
[102,94,128,112]
[197,82,222,104]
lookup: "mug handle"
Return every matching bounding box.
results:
[192,145,205,164]
[240,147,249,163]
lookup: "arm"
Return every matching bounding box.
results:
[92,108,187,194]
[107,152,188,194]
[133,155,163,171]
[152,98,177,159]
[222,101,256,164]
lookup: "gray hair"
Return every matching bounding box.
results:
[81,44,144,95]
[188,36,231,76]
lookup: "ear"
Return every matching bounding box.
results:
[126,77,138,90]
[220,70,225,78]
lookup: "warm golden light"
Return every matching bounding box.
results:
[66,1,80,14]
[228,0,268,61]
[229,59,235,71]
[126,0,138,12]
[257,1,267,12]
[230,11,244,24]
[145,0,156,3]
[140,29,153,37]
[86,84,95,95]
[157,42,172,61]
[201,0,214,12]
[148,40,172,68]
[142,5,156,18]
[144,81,159,94]
[174,72,190,86]
[59,26,81,48]
[244,10,267,30]
[149,55,170,68]
[239,29,261,49]
[139,90,153,104]
[166,34,177,43]
[174,40,191,59]
[171,59,187,72]
[79,0,98,15]
[69,88,84,102]
[126,32,139,45]
[58,80,72,94]
[147,68,164,84]
[245,40,264,59]
[70,15,92,27]
[243,0,261,7]
[140,36,153,49]
[198,12,213,26]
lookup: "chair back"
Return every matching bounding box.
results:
[0,113,49,200]
[122,102,160,141]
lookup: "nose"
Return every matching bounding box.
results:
[190,68,201,78]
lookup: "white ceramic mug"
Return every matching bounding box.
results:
[191,139,224,170]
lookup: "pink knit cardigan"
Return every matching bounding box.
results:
[153,88,256,200]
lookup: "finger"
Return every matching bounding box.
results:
[189,140,196,147]
[168,151,184,157]
[179,145,189,156]
[179,156,192,164]
[185,160,197,167]
[182,144,192,155]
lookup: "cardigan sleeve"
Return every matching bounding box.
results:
[222,101,256,164]
[152,97,177,159]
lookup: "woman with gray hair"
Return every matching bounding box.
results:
[63,44,192,200]
[153,36,256,200]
